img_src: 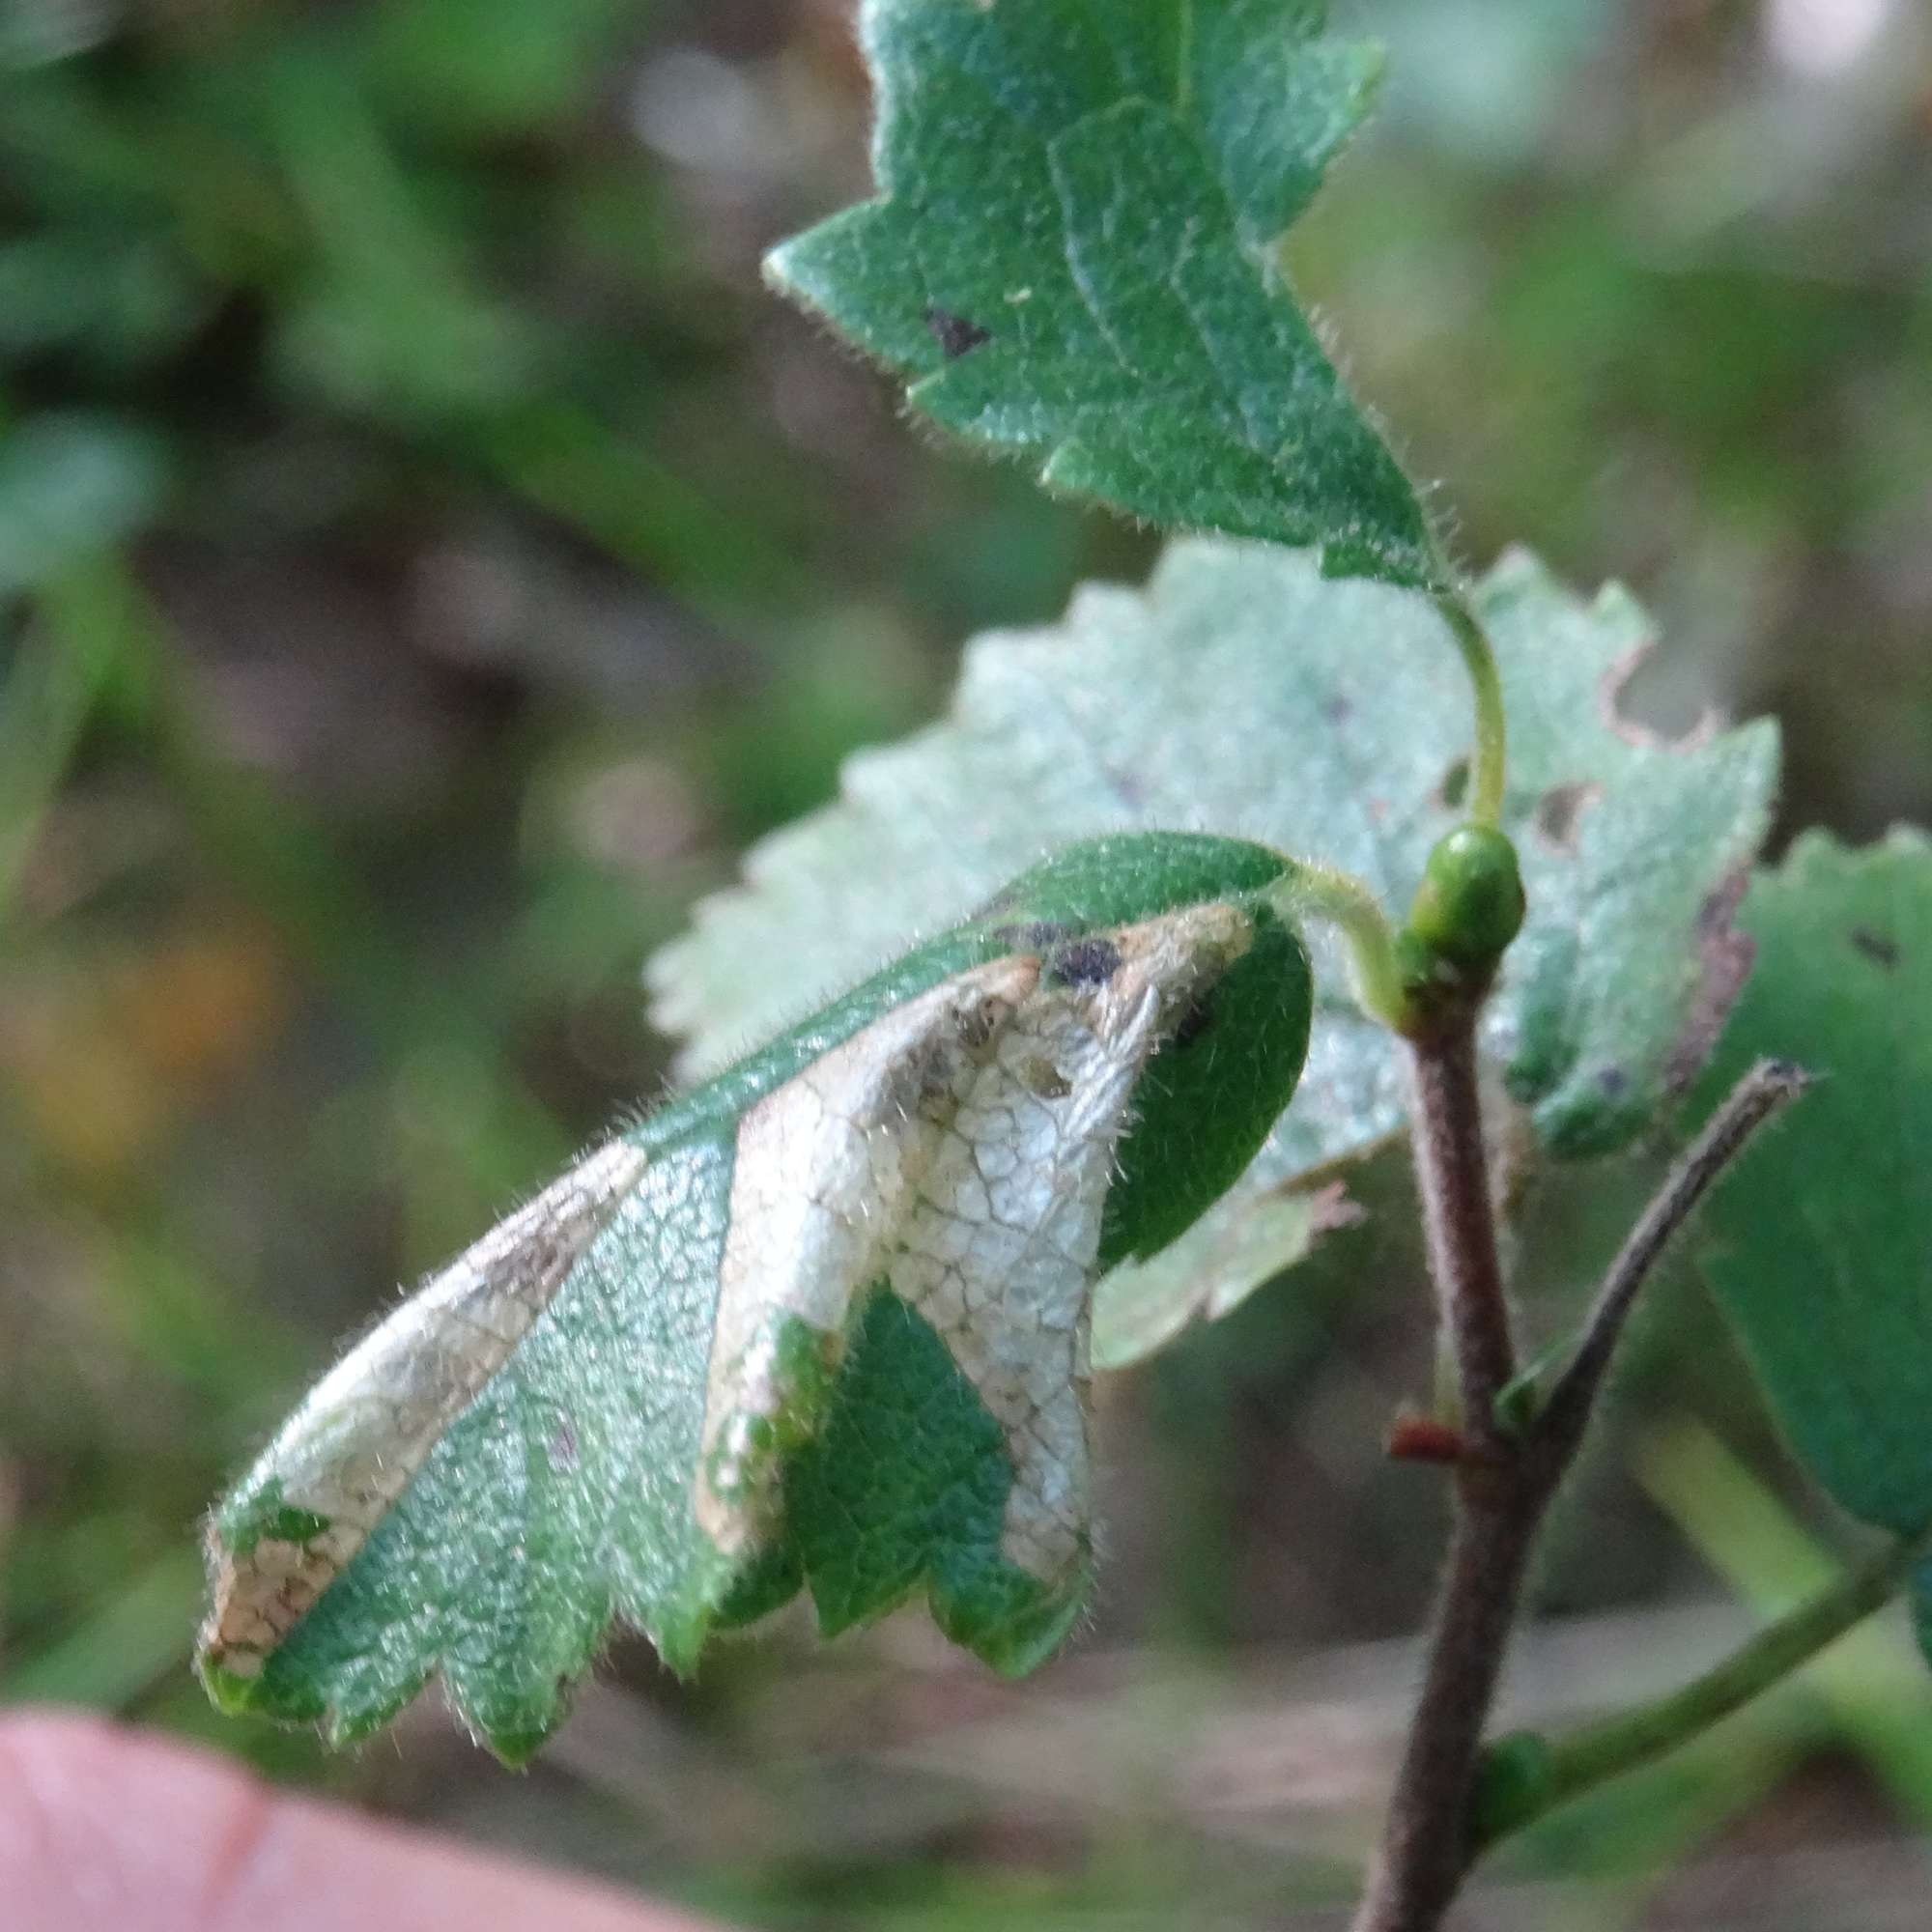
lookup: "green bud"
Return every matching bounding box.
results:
[1406,827,1526,965]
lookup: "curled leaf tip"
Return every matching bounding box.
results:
[202,835,1312,1758]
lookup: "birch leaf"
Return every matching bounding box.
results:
[648,541,1779,1366]
[1692,829,1932,1653]
[201,833,1311,1761]
[766,0,1439,588]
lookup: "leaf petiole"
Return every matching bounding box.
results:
[1268,860,1410,1032]
[1471,1518,1932,1852]
[1432,589,1509,831]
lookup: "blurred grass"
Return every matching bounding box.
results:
[1,0,1929,1925]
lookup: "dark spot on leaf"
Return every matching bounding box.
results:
[549,1421,579,1472]
[1851,925,1899,970]
[991,919,1071,953]
[1533,781,1601,854]
[1598,1065,1628,1097]
[924,305,991,360]
[1019,1054,1071,1099]
[1047,936,1122,987]
[954,1000,1004,1055]
[1664,869,1756,1094]
[1437,757,1470,810]
[1323,696,1353,725]
[1173,985,1220,1050]
[891,1028,967,1109]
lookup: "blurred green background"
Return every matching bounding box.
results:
[2,1,1930,1925]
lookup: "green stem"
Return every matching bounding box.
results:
[1269,861,1409,1032]
[1474,1522,1932,1852]
[1433,591,1507,830]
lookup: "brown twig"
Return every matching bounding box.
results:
[1353,1013,1526,1932]
[1354,1464,1540,1931]
[1352,1050,1809,1932]
[1405,1020,1516,1458]
[1533,1059,1809,1470]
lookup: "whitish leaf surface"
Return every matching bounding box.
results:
[202,834,1311,1760]
[766,0,1438,588]
[1693,830,1932,1656]
[649,541,1779,1366]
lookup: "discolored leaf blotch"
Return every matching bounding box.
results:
[202,833,1312,1760]
[650,541,1779,1365]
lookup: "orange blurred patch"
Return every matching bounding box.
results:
[0,915,292,1180]
[108,922,290,1087]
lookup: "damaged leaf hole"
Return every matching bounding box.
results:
[1533,781,1601,853]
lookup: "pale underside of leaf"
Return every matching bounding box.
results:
[203,879,1275,1751]
[648,541,1780,1365]
[765,0,1438,587]
[1092,1158,1378,1371]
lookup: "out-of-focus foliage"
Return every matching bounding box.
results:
[3,1,1931,1926]
[0,0,792,604]
[1304,0,1932,839]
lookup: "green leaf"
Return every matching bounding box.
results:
[0,413,168,596]
[201,833,1312,1759]
[1694,830,1932,1648]
[765,0,1438,588]
[363,0,633,139]
[649,541,1779,1364]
